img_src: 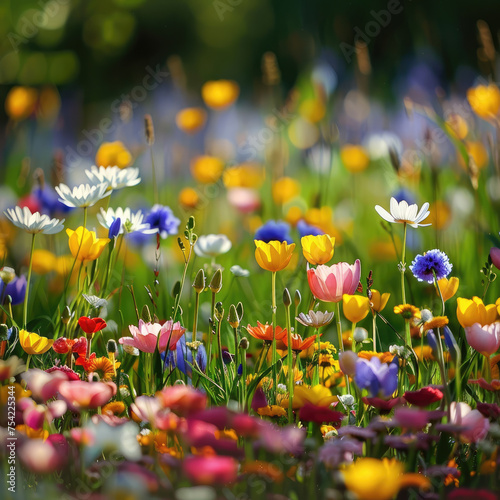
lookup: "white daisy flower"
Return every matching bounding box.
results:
[374,197,431,228]
[194,234,232,258]
[55,182,110,208]
[230,265,250,277]
[97,207,156,235]
[4,206,65,234]
[85,166,141,190]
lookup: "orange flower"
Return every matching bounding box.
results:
[201,80,239,109]
[175,107,207,133]
[246,321,287,343]
[242,461,284,482]
[257,405,286,418]
[178,188,200,209]
[191,156,225,184]
[282,333,318,352]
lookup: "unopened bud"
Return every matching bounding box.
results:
[294,290,301,308]
[228,304,239,328]
[353,327,368,343]
[209,269,223,293]
[239,337,249,350]
[215,302,224,322]
[0,324,8,340]
[192,269,206,293]
[283,288,291,307]
[107,339,118,355]
[236,302,244,322]
[62,306,72,325]
[0,267,15,284]
[141,304,152,323]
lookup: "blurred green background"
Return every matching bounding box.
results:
[1,0,499,107]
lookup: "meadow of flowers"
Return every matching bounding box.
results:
[1,55,500,500]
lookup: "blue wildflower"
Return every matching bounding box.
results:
[354,356,398,398]
[108,217,122,239]
[33,186,74,216]
[392,188,417,206]
[410,249,452,284]
[297,220,324,238]
[0,276,26,306]
[145,204,180,239]
[254,220,293,244]
[163,336,207,378]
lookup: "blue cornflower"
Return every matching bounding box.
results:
[163,336,207,378]
[392,188,417,206]
[410,249,452,284]
[354,356,398,398]
[254,220,293,244]
[33,186,74,216]
[297,220,324,238]
[145,204,180,239]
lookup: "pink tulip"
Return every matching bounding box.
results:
[465,322,500,355]
[130,395,161,424]
[19,435,68,473]
[307,260,361,303]
[58,380,116,411]
[119,319,185,353]
[183,455,238,485]
[157,385,207,416]
[450,402,490,443]
[22,368,69,402]
[490,247,500,271]
[393,407,429,430]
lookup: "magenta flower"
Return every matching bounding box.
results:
[490,246,500,271]
[22,368,70,402]
[307,260,361,303]
[19,435,68,473]
[58,380,116,411]
[465,322,500,356]
[450,402,490,443]
[119,319,185,353]
[183,455,238,485]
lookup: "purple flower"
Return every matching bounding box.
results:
[145,204,180,239]
[163,336,207,378]
[0,276,27,306]
[354,356,398,398]
[33,186,74,216]
[410,249,452,283]
[254,220,292,244]
[108,217,122,239]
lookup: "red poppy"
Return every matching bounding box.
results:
[246,322,287,343]
[476,402,500,419]
[403,386,443,407]
[299,403,344,426]
[78,317,107,336]
[53,336,87,356]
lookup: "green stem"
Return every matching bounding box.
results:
[372,313,377,352]
[23,233,36,328]
[401,222,407,304]
[192,292,200,343]
[271,272,277,402]
[314,327,320,385]
[336,301,350,393]
[25,354,32,372]
[285,302,293,424]
[150,146,159,205]
[208,292,216,367]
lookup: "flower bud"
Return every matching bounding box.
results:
[0,324,8,340]
[0,267,15,284]
[239,337,249,350]
[353,327,368,343]
[338,394,355,407]
[61,306,72,325]
[283,288,291,307]
[209,268,223,293]
[215,302,224,322]
[228,304,239,328]
[107,339,118,355]
[294,290,301,308]
[192,269,206,293]
[141,305,152,323]
[339,351,358,377]
[236,302,244,322]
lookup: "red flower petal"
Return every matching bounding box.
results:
[403,387,443,407]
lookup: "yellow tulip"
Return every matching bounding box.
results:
[340,144,370,173]
[272,177,300,205]
[461,141,488,170]
[456,296,498,328]
[95,141,132,169]
[467,83,500,120]
[497,298,500,317]
[437,277,459,302]
[201,80,239,109]
[19,329,54,355]
[254,240,295,273]
[445,113,468,140]
[370,289,390,313]
[66,227,110,265]
[301,234,335,265]
[175,107,207,134]
[282,384,337,410]
[343,294,370,323]
[31,249,57,275]
[0,383,31,405]
[190,156,225,184]
[342,458,429,500]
